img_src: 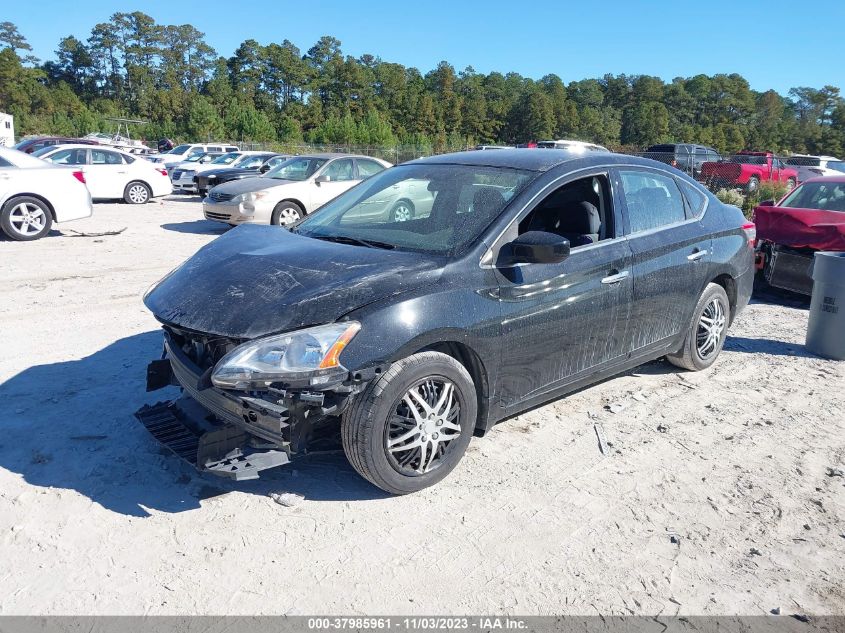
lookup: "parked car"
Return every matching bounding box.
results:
[753,175,845,295]
[644,143,721,178]
[138,149,754,493]
[784,154,844,182]
[35,144,172,204]
[194,154,288,196]
[167,153,225,190]
[171,151,274,193]
[13,136,100,154]
[202,154,392,226]
[0,146,93,240]
[700,151,799,193]
[149,143,239,166]
[536,139,609,152]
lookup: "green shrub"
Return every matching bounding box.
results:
[756,181,789,205]
[716,188,745,208]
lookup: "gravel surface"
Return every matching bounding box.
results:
[0,196,843,616]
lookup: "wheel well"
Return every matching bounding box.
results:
[416,341,490,435]
[711,273,737,323]
[278,198,305,212]
[4,193,57,221]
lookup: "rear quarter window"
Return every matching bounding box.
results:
[679,180,708,217]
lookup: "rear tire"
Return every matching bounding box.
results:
[0,196,53,241]
[271,201,303,226]
[124,181,151,204]
[746,176,760,194]
[389,199,415,222]
[341,351,477,495]
[666,283,730,371]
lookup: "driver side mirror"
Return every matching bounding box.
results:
[315,174,330,184]
[758,199,775,207]
[498,231,570,266]
[259,164,270,173]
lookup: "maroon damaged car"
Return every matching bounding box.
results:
[754,175,845,295]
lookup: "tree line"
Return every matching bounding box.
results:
[1,13,843,156]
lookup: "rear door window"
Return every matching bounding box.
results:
[619,170,687,233]
[357,159,386,178]
[91,149,123,165]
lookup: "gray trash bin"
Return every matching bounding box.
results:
[805,251,845,360]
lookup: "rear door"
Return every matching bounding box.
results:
[617,167,712,355]
[86,148,129,199]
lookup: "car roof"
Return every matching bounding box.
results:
[406,148,667,172]
[40,143,130,153]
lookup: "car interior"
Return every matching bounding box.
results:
[518,175,613,246]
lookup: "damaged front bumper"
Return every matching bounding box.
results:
[135,331,367,481]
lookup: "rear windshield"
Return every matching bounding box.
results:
[779,181,845,212]
[169,144,191,154]
[731,154,767,165]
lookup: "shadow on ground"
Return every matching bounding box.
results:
[161,195,203,204]
[0,332,386,518]
[724,335,819,358]
[161,221,229,235]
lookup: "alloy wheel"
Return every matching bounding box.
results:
[128,184,149,204]
[385,378,462,475]
[392,202,413,222]
[8,202,47,237]
[696,298,726,359]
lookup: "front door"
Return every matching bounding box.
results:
[310,158,360,210]
[492,173,633,410]
[616,168,712,354]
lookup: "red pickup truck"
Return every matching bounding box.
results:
[700,151,799,193]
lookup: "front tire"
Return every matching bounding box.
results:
[124,181,151,204]
[666,283,730,371]
[271,201,303,226]
[1,196,53,241]
[342,351,477,494]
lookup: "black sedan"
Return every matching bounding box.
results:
[139,149,755,494]
[194,153,288,196]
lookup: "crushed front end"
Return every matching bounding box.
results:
[135,325,376,481]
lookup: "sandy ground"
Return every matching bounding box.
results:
[0,195,843,617]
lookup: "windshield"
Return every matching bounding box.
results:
[169,144,191,154]
[779,181,845,212]
[211,152,240,165]
[265,156,329,181]
[293,163,535,255]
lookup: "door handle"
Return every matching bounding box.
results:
[601,270,630,285]
[687,249,708,262]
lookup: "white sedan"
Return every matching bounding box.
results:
[203,154,392,225]
[0,146,93,241]
[34,144,172,204]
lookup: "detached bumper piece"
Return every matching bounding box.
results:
[135,400,290,481]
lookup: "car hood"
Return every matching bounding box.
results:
[754,205,845,251]
[144,224,444,339]
[210,177,295,195]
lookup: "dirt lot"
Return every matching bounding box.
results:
[0,195,843,616]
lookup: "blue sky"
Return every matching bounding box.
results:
[5,0,843,95]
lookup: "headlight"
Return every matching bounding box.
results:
[211,322,361,390]
[237,191,269,203]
